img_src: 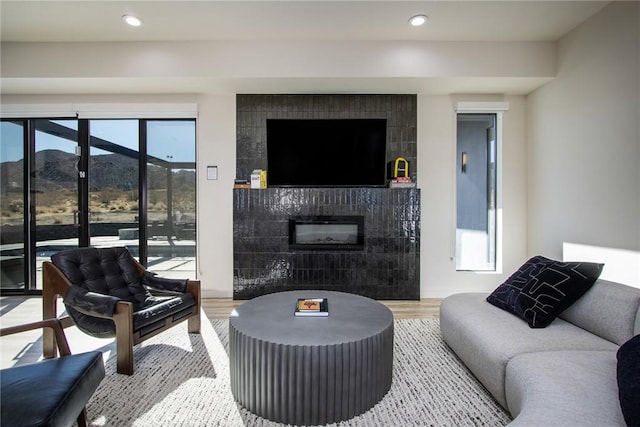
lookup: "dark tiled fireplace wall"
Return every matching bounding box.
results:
[236,94,417,180]
[234,94,420,300]
[233,188,420,300]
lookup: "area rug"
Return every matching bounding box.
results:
[87,317,511,426]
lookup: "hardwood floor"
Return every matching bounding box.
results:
[1,296,441,326]
[202,298,442,319]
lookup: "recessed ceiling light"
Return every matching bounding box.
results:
[122,14,143,27]
[409,15,429,27]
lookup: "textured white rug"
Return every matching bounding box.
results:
[87,317,511,426]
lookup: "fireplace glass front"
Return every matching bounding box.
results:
[289,216,364,250]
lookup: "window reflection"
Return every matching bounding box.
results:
[89,120,140,260]
[1,121,26,289]
[146,121,196,279]
[34,119,80,289]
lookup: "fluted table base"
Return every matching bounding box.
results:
[229,291,394,426]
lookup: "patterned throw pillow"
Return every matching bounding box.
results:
[486,256,604,328]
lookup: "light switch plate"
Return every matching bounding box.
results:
[207,166,218,180]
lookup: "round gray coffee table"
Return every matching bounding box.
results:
[229,290,394,426]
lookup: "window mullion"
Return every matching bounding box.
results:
[138,120,148,267]
[78,120,90,247]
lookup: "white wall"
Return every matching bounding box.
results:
[1,40,555,82]
[418,95,528,298]
[195,94,236,297]
[527,2,640,265]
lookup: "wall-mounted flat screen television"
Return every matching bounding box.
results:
[266,118,387,187]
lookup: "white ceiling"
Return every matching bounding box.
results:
[1,1,608,42]
[0,1,611,95]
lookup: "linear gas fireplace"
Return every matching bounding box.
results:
[233,187,420,300]
[289,215,364,250]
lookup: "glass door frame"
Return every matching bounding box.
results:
[1,117,197,295]
[24,120,34,293]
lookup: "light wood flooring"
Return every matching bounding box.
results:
[1,296,441,369]
[203,298,442,319]
[1,296,441,326]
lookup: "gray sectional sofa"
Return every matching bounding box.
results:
[440,278,640,426]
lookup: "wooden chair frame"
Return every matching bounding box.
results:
[43,258,201,375]
[1,317,96,427]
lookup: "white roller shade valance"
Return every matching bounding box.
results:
[1,103,198,119]
[454,102,510,113]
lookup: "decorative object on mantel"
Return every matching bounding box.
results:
[389,176,417,188]
[233,179,250,189]
[250,169,267,189]
[388,156,410,179]
[387,156,415,188]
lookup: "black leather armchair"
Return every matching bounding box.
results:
[43,246,201,375]
[1,318,105,427]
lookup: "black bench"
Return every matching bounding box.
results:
[1,318,105,427]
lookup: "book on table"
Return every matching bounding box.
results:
[295,298,329,317]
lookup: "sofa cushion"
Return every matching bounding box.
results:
[617,334,640,427]
[440,293,618,408]
[486,256,604,328]
[132,293,196,335]
[505,350,624,427]
[67,293,196,338]
[559,279,640,345]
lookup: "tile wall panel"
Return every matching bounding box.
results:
[234,94,420,300]
[236,94,417,181]
[233,188,420,300]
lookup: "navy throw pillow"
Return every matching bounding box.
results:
[617,334,640,427]
[486,256,604,328]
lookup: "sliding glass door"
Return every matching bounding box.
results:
[88,120,140,258]
[33,119,81,289]
[0,117,197,294]
[0,121,27,290]
[146,121,196,279]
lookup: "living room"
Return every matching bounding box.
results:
[1,1,639,426]
[2,1,638,300]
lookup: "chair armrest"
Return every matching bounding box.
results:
[186,279,200,299]
[1,318,72,357]
[142,271,188,293]
[63,284,120,318]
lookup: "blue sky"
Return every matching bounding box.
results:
[1,119,195,163]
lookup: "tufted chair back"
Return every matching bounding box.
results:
[51,246,152,305]
[51,247,155,337]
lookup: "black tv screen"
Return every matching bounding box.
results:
[266,119,387,187]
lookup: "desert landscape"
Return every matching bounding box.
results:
[1,149,195,228]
